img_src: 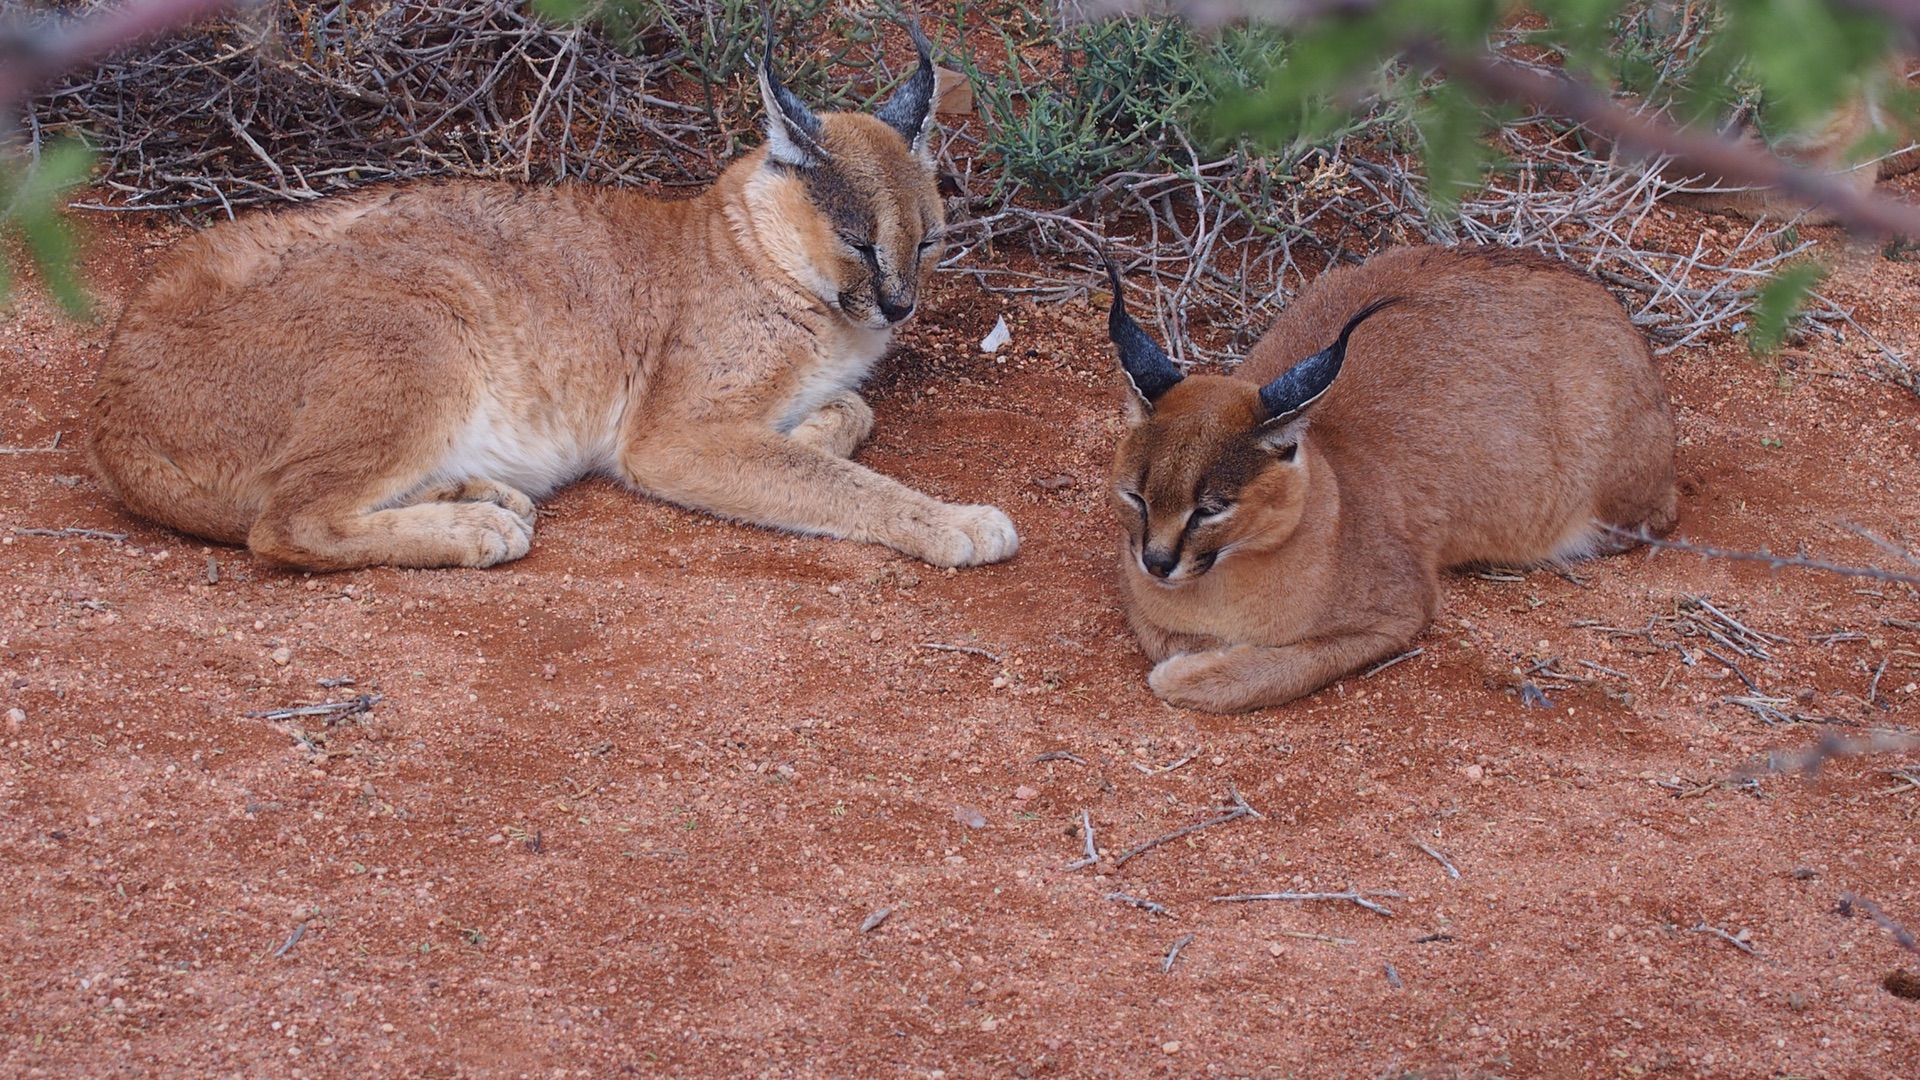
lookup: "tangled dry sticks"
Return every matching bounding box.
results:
[19,0,1903,372]
[32,0,704,214]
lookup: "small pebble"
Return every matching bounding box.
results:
[1463,764,1484,782]
[1013,786,1039,801]
[1161,1041,1181,1054]
[270,647,293,666]
[4,708,23,733]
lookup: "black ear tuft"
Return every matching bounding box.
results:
[1256,296,1401,427]
[759,26,829,168]
[875,21,938,156]
[1105,257,1184,407]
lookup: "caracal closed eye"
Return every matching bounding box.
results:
[1105,247,1677,714]
[88,25,1017,573]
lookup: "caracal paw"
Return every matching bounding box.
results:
[789,392,875,459]
[911,503,1019,568]
[1148,649,1265,714]
[449,501,534,568]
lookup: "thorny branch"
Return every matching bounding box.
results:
[1090,0,1920,238]
[23,2,1857,371]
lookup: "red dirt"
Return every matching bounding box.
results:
[2,204,1918,1077]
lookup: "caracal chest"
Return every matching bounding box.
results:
[434,293,893,500]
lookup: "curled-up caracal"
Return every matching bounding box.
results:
[89,28,1017,572]
[1105,247,1677,713]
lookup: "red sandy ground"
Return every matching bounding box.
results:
[1,200,1918,1077]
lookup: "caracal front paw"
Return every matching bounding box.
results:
[907,503,1019,568]
[789,391,875,459]
[1147,648,1269,714]
[428,499,535,567]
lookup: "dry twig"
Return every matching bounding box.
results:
[1599,526,1920,588]
[1107,892,1172,916]
[1112,785,1261,867]
[1690,923,1760,956]
[1213,888,1407,917]
[1839,893,1920,956]
[1063,808,1099,872]
[1414,840,1460,880]
[245,694,380,723]
[1364,648,1424,679]
[1162,933,1195,973]
[11,526,129,542]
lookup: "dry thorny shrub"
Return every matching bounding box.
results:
[13,0,1909,370]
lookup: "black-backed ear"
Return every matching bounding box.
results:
[874,21,938,162]
[759,30,830,168]
[1256,296,1401,439]
[1105,257,1184,421]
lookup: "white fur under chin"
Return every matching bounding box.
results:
[776,323,892,432]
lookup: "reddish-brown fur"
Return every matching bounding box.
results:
[1110,247,1677,713]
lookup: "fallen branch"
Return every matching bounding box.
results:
[920,642,1001,663]
[1839,892,1920,956]
[1690,922,1760,956]
[245,694,380,724]
[1112,785,1261,868]
[1599,525,1920,587]
[1063,808,1099,872]
[1743,730,1920,777]
[270,921,305,959]
[1162,933,1195,973]
[1107,891,1172,916]
[11,526,129,542]
[1364,647,1424,679]
[1413,840,1460,880]
[1212,888,1407,917]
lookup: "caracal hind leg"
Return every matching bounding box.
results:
[623,423,1017,567]
[249,475,535,571]
[1148,626,1420,713]
[787,391,874,459]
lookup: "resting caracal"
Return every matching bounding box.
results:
[90,29,1017,572]
[1106,247,1677,713]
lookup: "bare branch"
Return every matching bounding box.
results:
[1112,785,1261,867]
[1404,40,1920,238]
[0,0,251,118]
[1600,525,1920,587]
[1212,888,1407,917]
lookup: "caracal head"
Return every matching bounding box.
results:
[1104,260,1398,585]
[745,24,945,331]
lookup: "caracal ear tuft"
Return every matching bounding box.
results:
[1256,296,1401,437]
[1105,256,1184,419]
[874,20,939,161]
[759,30,830,168]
